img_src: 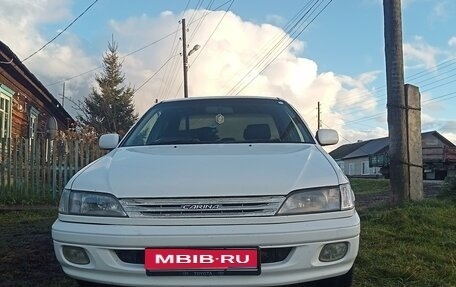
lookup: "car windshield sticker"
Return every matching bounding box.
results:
[215,114,225,125]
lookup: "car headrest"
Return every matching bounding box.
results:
[243,124,271,141]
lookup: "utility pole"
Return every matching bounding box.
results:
[383,0,409,204]
[181,18,200,99]
[317,101,321,130]
[182,18,189,98]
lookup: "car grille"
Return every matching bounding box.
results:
[115,247,292,265]
[119,196,285,218]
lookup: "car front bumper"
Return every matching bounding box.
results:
[52,212,360,287]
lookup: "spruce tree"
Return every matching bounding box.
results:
[78,38,137,134]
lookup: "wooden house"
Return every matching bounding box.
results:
[330,131,456,180]
[0,41,73,140]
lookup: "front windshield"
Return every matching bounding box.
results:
[121,98,315,146]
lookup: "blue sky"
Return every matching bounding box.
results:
[1,0,455,146]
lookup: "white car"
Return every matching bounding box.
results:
[52,96,359,287]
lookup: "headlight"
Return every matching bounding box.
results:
[277,184,355,215]
[59,189,127,217]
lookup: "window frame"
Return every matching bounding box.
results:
[0,84,14,139]
[29,106,40,139]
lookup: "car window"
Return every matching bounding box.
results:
[121,98,314,146]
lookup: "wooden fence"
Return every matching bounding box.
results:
[0,137,106,199]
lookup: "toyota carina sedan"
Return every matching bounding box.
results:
[52,96,359,287]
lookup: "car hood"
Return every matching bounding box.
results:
[68,144,339,198]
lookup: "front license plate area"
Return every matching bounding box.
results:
[145,248,260,276]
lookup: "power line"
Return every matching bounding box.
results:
[174,0,235,98]
[187,0,215,44]
[407,57,456,82]
[421,75,456,93]
[22,0,99,62]
[159,0,235,100]
[46,29,180,88]
[190,0,234,67]
[332,65,456,116]
[343,89,456,126]
[229,0,334,96]
[158,12,186,99]
[216,1,314,96]
[188,0,205,25]
[422,90,456,104]
[236,0,332,95]
[164,0,208,99]
[135,54,180,92]
[321,122,353,144]
[344,112,385,125]
[224,0,319,96]
[158,28,181,98]
[331,57,456,109]
[45,0,234,88]
[161,0,204,99]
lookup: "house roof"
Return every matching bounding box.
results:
[330,130,456,160]
[0,41,73,124]
[342,137,389,159]
[422,131,456,147]
[329,140,369,160]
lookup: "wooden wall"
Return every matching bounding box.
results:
[0,67,71,139]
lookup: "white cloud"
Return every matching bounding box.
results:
[431,1,452,20]
[441,132,456,145]
[1,4,381,143]
[421,92,444,112]
[449,37,456,48]
[420,112,456,144]
[403,36,441,70]
[110,10,383,138]
[265,14,285,26]
[0,0,98,116]
[344,127,388,143]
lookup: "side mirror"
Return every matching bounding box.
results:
[316,129,339,146]
[99,134,120,150]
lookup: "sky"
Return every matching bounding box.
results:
[1,0,455,149]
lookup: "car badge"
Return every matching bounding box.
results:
[215,114,224,124]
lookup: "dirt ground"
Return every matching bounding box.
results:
[0,209,73,287]
[355,180,443,210]
[0,181,444,287]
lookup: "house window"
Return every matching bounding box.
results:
[29,106,39,139]
[0,84,13,139]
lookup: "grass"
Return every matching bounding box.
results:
[0,191,59,206]
[353,198,456,287]
[350,178,390,195]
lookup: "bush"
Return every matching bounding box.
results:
[440,175,456,199]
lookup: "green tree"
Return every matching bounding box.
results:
[78,38,137,134]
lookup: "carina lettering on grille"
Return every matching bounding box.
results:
[181,204,221,210]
